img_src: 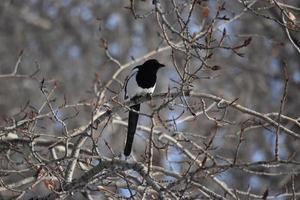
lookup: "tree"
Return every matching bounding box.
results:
[0,0,300,199]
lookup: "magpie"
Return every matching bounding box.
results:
[124,59,165,156]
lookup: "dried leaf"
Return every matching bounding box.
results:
[206,52,213,59]
[218,2,226,11]
[219,28,226,44]
[44,179,56,191]
[243,37,252,46]
[36,166,47,179]
[202,6,210,18]
[233,37,252,50]
[222,28,226,37]
[100,38,108,49]
[262,188,269,200]
[232,49,244,57]
[211,65,221,71]
[288,11,296,24]
[217,15,230,20]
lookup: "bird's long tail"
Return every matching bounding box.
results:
[124,104,140,156]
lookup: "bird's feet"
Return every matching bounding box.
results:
[131,93,152,105]
[131,96,141,104]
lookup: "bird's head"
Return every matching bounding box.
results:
[143,59,165,69]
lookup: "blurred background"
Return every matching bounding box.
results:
[0,0,300,199]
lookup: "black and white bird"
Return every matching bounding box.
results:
[124,59,165,156]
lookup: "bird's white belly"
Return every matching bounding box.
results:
[126,72,155,99]
[135,86,155,96]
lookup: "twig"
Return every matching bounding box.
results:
[274,61,289,160]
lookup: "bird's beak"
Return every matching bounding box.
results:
[159,63,165,68]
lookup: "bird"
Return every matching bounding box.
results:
[123,59,165,156]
